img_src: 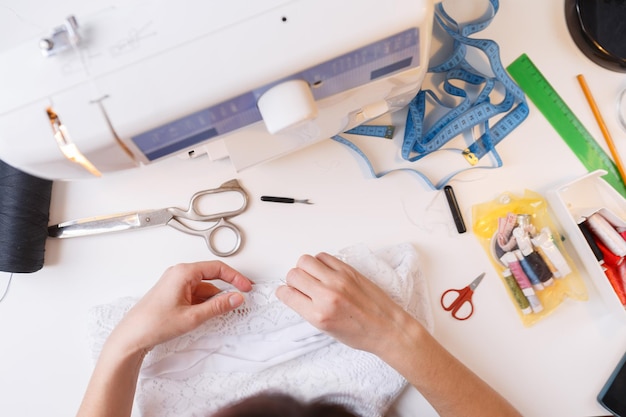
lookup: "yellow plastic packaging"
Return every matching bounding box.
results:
[472,190,588,326]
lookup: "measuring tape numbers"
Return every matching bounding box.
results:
[344,125,395,139]
[506,54,626,198]
[334,0,529,190]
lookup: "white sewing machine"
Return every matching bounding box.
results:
[0,0,434,180]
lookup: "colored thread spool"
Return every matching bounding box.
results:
[502,269,532,315]
[514,250,544,291]
[525,251,555,286]
[502,252,543,313]
[533,244,559,275]
[594,234,623,267]
[586,212,626,257]
[579,220,605,261]
[512,223,554,286]
[0,159,53,273]
[605,263,626,306]
[531,228,572,278]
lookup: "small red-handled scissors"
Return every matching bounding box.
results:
[440,272,485,320]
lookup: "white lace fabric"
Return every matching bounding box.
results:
[88,243,434,417]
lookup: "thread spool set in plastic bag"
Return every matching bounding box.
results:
[472,190,588,326]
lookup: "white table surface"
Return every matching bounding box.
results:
[2,1,626,416]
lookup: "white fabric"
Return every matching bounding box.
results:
[88,243,433,417]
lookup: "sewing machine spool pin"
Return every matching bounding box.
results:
[40,15,81,57]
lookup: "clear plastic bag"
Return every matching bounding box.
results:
[472,190,588,326]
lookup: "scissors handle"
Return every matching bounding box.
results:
[172,179,248,222]
[168,217,242,257]
[167,179,249,256]
[440,287,474,320]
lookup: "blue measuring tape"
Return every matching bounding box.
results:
[344,125,395,139]
[333,0,529,189]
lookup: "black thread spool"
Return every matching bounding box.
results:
[0,159,53,273]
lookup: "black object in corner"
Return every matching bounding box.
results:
[565,0,626,73]
[598,350,626,417]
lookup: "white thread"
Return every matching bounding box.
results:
[0,273,14,303]
[401,192,450,234]
[531,228,572,278]
[586,212,626,257]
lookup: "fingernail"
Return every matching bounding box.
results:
[229,293,244,308]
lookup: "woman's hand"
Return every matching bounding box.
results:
[111,261,253,354]
[277,253,523,417]
[275,252,413,356]
[77,261,253,417]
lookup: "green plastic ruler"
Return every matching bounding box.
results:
[506,53,626,198]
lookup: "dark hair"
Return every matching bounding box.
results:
[210,392,360,417]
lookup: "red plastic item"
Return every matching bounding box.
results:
[604,263,626,306]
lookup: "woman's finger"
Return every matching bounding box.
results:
[275,284,313,317]
[295,254,340,284]
[314,252,347,271]
[191,261,253,292]
[285,266,323,298]
[191,281,223,303]
[188,292,245,326]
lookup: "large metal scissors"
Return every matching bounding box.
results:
[440,272,485,321]
[48,179,249,257]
